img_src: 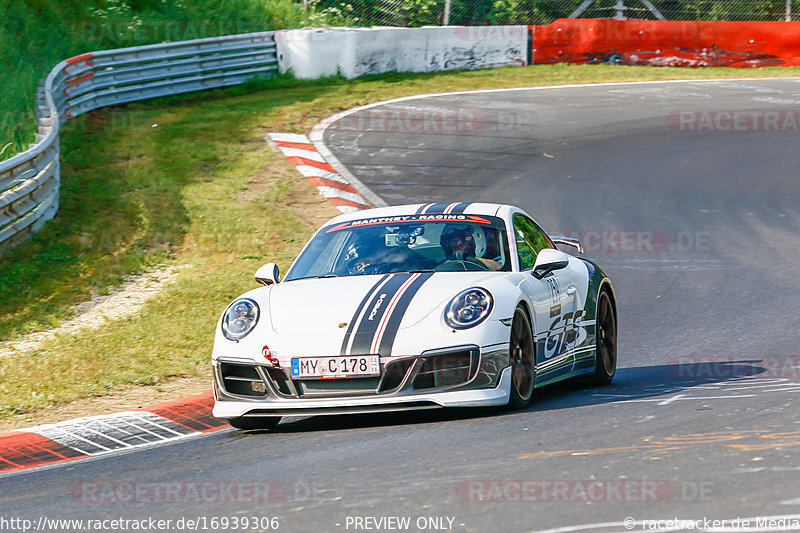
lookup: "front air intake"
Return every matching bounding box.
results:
[413,349,477,390]
[219,362,267,397]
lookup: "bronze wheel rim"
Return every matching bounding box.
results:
[597,292,617,376]
[510,309,534,401]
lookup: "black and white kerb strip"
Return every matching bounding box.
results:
[340,273,433,357]
[415,202,471,215]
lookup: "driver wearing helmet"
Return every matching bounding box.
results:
[344,236,384,275]
[440,225,501,270]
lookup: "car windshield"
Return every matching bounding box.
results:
[284,214,512,280]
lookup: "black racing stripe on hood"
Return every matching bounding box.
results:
[415,204,433,214]
[421,203,451,214]
[339,274,390,355]
[348,273,413,355]
[449,202,471,214]
[377,272,434,357]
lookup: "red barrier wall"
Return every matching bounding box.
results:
[530,19,800,67]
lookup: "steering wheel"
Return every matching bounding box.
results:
[434,259,489,272]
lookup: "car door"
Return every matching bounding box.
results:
[512,213,578,384]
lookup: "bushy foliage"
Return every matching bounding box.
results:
[317,0,793,26]
[0,0,354,157]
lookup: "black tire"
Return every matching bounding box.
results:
[592,288,617,385]
[227,416,281,431]
[507,306,535,409]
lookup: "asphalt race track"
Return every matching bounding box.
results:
[5,79,800,532]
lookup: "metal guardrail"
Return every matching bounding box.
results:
[0,31,277,253]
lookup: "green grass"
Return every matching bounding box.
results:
[0,0,352,157]
[3,63,800,418]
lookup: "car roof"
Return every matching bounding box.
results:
[326,202,514,225]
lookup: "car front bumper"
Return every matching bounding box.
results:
[212,344,511,419]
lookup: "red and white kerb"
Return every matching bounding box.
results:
[267,133,370,213]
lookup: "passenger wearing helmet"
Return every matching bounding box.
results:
[439,225,501,271]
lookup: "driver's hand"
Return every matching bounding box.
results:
[476,257,501,270]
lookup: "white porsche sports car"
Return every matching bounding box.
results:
[212,203,617,430]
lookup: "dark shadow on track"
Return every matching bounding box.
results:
[230,359,773,435]
[530,359,773,411]
[235,406,500,436]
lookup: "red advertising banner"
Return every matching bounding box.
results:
[530,19,800,67]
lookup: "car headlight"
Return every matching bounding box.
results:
[221,298,259,341]
[444,287,493,329]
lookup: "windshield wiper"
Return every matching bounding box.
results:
[289,274,338,281]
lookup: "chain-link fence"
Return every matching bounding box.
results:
[318,0,799,26]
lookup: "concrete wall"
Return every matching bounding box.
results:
[275,26,528,79]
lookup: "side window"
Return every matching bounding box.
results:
[513,214,552,270]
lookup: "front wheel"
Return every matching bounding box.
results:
[227,416,281,431]
[592,289,617,385]
[507,306,535,409]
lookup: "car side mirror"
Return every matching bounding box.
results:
[550,235,584,254]
[532,249,570,279]
[254,263,280,286]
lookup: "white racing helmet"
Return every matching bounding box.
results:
[440,224,487,259]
